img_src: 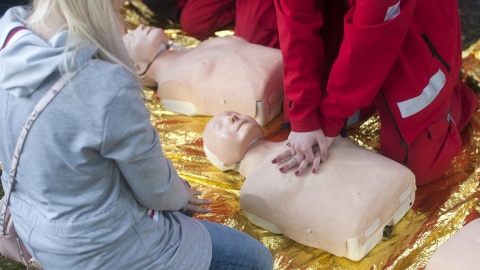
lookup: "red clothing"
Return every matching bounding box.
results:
[234,0,279,48]
[180,0,236,40]
[378,79,478,185]
[275,0,479,184]
[180,0,279,47]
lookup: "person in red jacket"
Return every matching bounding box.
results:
[144,0,279,48]
[272,0,479,185]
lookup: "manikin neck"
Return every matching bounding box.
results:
[145,49,187,81]
[238,139,282,177]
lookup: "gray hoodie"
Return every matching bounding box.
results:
[0,7,211,269]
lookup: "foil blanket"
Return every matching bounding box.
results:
[127,2,480,269]
[143,77,480,270]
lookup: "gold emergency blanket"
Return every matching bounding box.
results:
[124,2,480,269]
[145,45,480,270]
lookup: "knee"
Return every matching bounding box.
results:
[407,123,462,186]
[253,246,274,270]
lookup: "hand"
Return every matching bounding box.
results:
[288,129,329,164]
[180,179,212,214]
[272,131,335,176]
[271,148,316,176]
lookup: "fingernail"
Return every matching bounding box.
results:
[312,169,316,173]
[279,167,284,172]
[295,171,300,176]
[272,159,277,163]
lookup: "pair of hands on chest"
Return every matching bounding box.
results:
[272,129,335,176]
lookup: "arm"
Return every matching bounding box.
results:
[274,0,332,171]
[320,0,417,136]
[101,83,188,211]
[274,0,325,132]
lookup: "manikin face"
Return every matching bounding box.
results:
[203,111,264,167]
[122,25,168,66]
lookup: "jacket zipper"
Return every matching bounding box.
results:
[321,0,350,14]
[381,91,409,164]
[421,34,450,73]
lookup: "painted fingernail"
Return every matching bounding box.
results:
[272,159,277,163]
[279,167,284,172]
[312,169,317,173]
[295,171,300,176]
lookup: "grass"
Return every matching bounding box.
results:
[0,256,24,270]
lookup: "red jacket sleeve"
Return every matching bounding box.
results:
[320,0,417,137]
[274,0,325,132]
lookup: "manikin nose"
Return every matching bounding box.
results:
[225,113,239,124]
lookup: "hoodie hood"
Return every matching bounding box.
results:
[0,7,98,98]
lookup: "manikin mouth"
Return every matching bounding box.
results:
[236,120,245,131]
[236,119,252,132]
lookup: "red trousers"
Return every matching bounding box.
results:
[180,0,279,48]
[180,0,236,40]
[234,0,279,48]
[377,80,478,186]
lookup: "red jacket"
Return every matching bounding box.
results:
[275,0,464,144]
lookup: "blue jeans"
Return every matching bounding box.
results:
[198,220,274,270]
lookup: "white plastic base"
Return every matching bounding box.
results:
[161,99,198,116]
[244,185,415,262]
[345,186,415,261]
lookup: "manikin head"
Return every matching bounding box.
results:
[203,111,264,171]
[123,25,169,75]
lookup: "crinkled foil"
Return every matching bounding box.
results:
[126,3,480,269]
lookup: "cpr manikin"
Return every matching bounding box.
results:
[425,219,480,270]
[123,26,284,125]
[202,111,416,261]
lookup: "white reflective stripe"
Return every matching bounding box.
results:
[346,109,361,127]
[397,69,446,118]
[384,1,401,22]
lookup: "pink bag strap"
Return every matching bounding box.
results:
[0,59,92,232]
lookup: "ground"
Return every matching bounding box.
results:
[0,1,479,269]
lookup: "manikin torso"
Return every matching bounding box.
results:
[425,218,480,270]
[146,36,284,125]
[235,137,416,260]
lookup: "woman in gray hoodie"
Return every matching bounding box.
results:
[0,1,273,269]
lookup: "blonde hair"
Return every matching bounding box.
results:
[26,0,135,75]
